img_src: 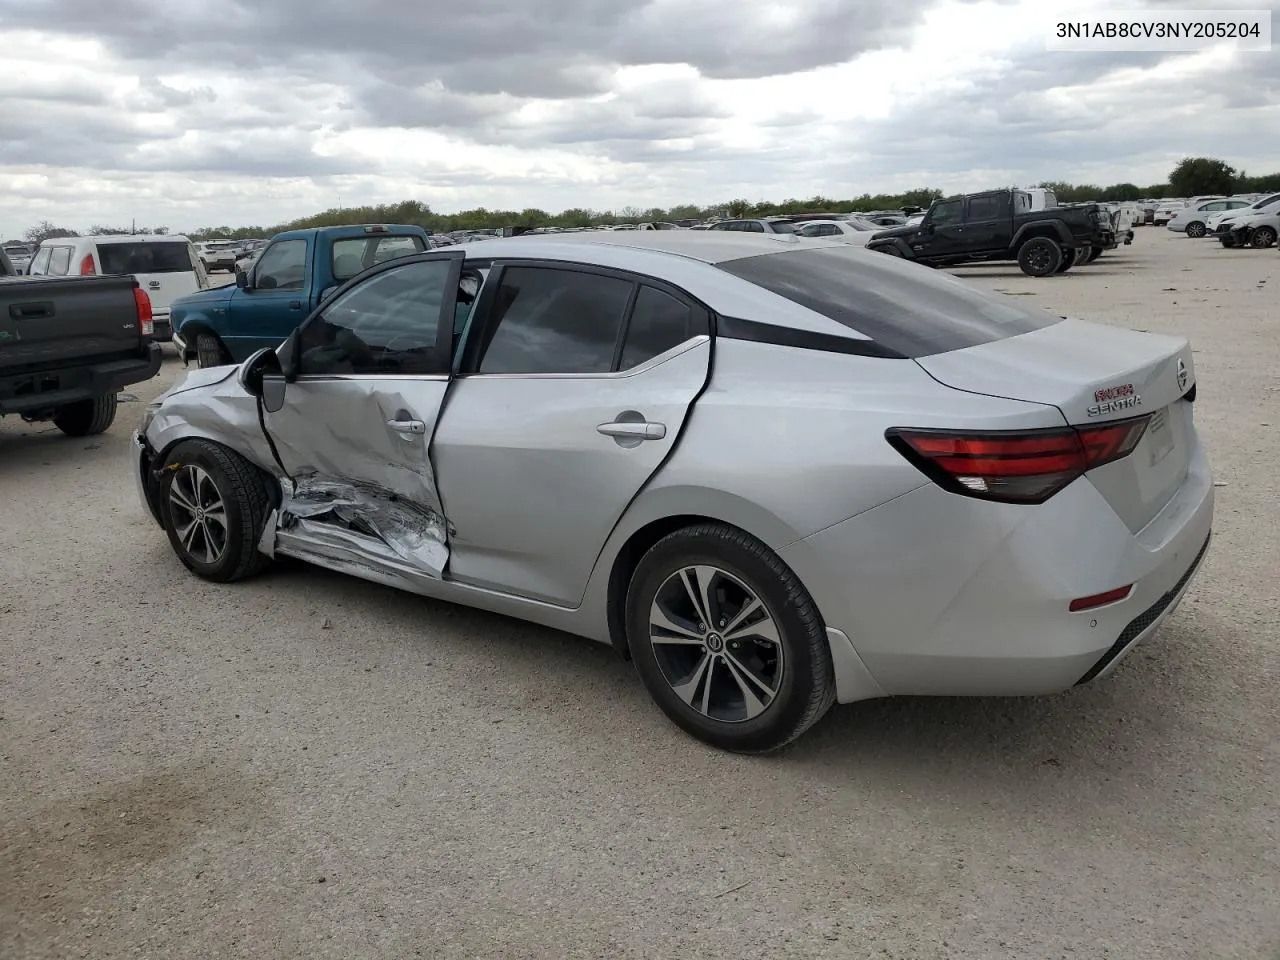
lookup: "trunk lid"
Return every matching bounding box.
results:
[95,240,202,318]
[915,317,1196,531]
[0,275,142,369]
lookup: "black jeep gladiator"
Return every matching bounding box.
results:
[866,189,1117,276]
[1,257,162,437]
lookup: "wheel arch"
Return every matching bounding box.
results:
[594,487,808,660]
[1011,220,1071,248]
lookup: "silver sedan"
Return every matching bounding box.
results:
[133,232,1213,752]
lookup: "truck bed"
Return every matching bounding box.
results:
[1,274,162,417]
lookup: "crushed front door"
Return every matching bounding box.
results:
[260,251,463,578]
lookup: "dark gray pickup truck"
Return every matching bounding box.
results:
[0,261,163,437]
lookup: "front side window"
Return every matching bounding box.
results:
[254,239,307,291]
[297,259,452,376]
[930,200,962,224]
[476,267,632,375]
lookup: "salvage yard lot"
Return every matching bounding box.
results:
[2,232,1277,959]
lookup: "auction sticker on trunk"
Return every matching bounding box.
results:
[1147,407,1174,467]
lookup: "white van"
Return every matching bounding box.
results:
[26,234,208,341]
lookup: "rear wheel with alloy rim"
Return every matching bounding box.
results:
[161,438,275,582]
[1017,236,1063,277]
[626,523,836,753]
[1185,221,1207,238]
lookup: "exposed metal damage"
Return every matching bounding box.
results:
[265,472,450,578]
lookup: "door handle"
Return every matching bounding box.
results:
[288,300,302,310]
[597,420,666,440]
[386,418,426,435]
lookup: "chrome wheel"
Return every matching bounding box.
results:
[167,464,228,564]
[649,565,784,723]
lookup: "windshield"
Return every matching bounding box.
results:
[98,241,196,274]
[716,246,1061,358]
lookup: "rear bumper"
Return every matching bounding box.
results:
[0,343,163,415]
[779,435,1215,701]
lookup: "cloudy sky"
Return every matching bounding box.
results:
[0,0,1276,237]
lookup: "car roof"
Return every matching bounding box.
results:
[455,229,809,265]
[91,234,192,243]
[449,231,885,342]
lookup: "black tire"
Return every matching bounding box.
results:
[1071,246,1090,267]
[196,332,231,368]
[1055,249,1074,273]
[52,393,117,437]
[1017,237,1062,277]
[160,438,274,583]
[1087,245,1104,263]
[1220,234,1237,248]
[625,523,836,753]
[1250,225,1277,248]
[1185,221,1206,238]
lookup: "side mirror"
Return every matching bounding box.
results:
[236,346,282,398]
[261,373,287,413]
[318,285,338,303]
[235,268,250,290]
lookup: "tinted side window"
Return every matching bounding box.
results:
[621,286,694,369]
[745,221,766,233]
[716,246,1061,358]
[297,259,451,376]
[966,195,1008,220]
[931,200,962,223]
[97,242,195,274]
[47,246,72,275]
[477,267,632,375]
[254,239,307,290]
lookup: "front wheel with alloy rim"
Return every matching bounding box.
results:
[626,523,836,753]
[1017,236,1063,277]
[161,438,275,582]
[1250,225,1277,248]
[1185,221,1207,238]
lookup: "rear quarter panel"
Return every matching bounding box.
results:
[581,337,1072,624]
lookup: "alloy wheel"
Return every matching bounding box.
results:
[1026,244,1052,273]
[168,464,229,564]
[648,565,784,723]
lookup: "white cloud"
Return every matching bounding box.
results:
[0,0,1276,237]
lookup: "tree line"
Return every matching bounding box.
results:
[15,157,1278,245]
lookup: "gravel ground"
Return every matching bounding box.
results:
[2,231,1277,960]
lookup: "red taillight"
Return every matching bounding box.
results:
[133,286,154,337]
[79,254,96,275]
[887,415,1150,504]
[1069,584,1133,612]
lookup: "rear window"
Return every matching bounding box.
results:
[98,242,194,274]
[768,221,796,233]
[715,246,1062,358]
[331,235,426,281]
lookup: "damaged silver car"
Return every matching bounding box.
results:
[135,231,1214,753]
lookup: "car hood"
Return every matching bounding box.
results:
[870,223,919,241]
[156,363,239,402]
[173,284,235,311]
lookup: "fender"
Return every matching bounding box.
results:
[1011,219,1073,248]
[866,236,916,257]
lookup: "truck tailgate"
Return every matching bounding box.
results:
[0,275,143,369]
